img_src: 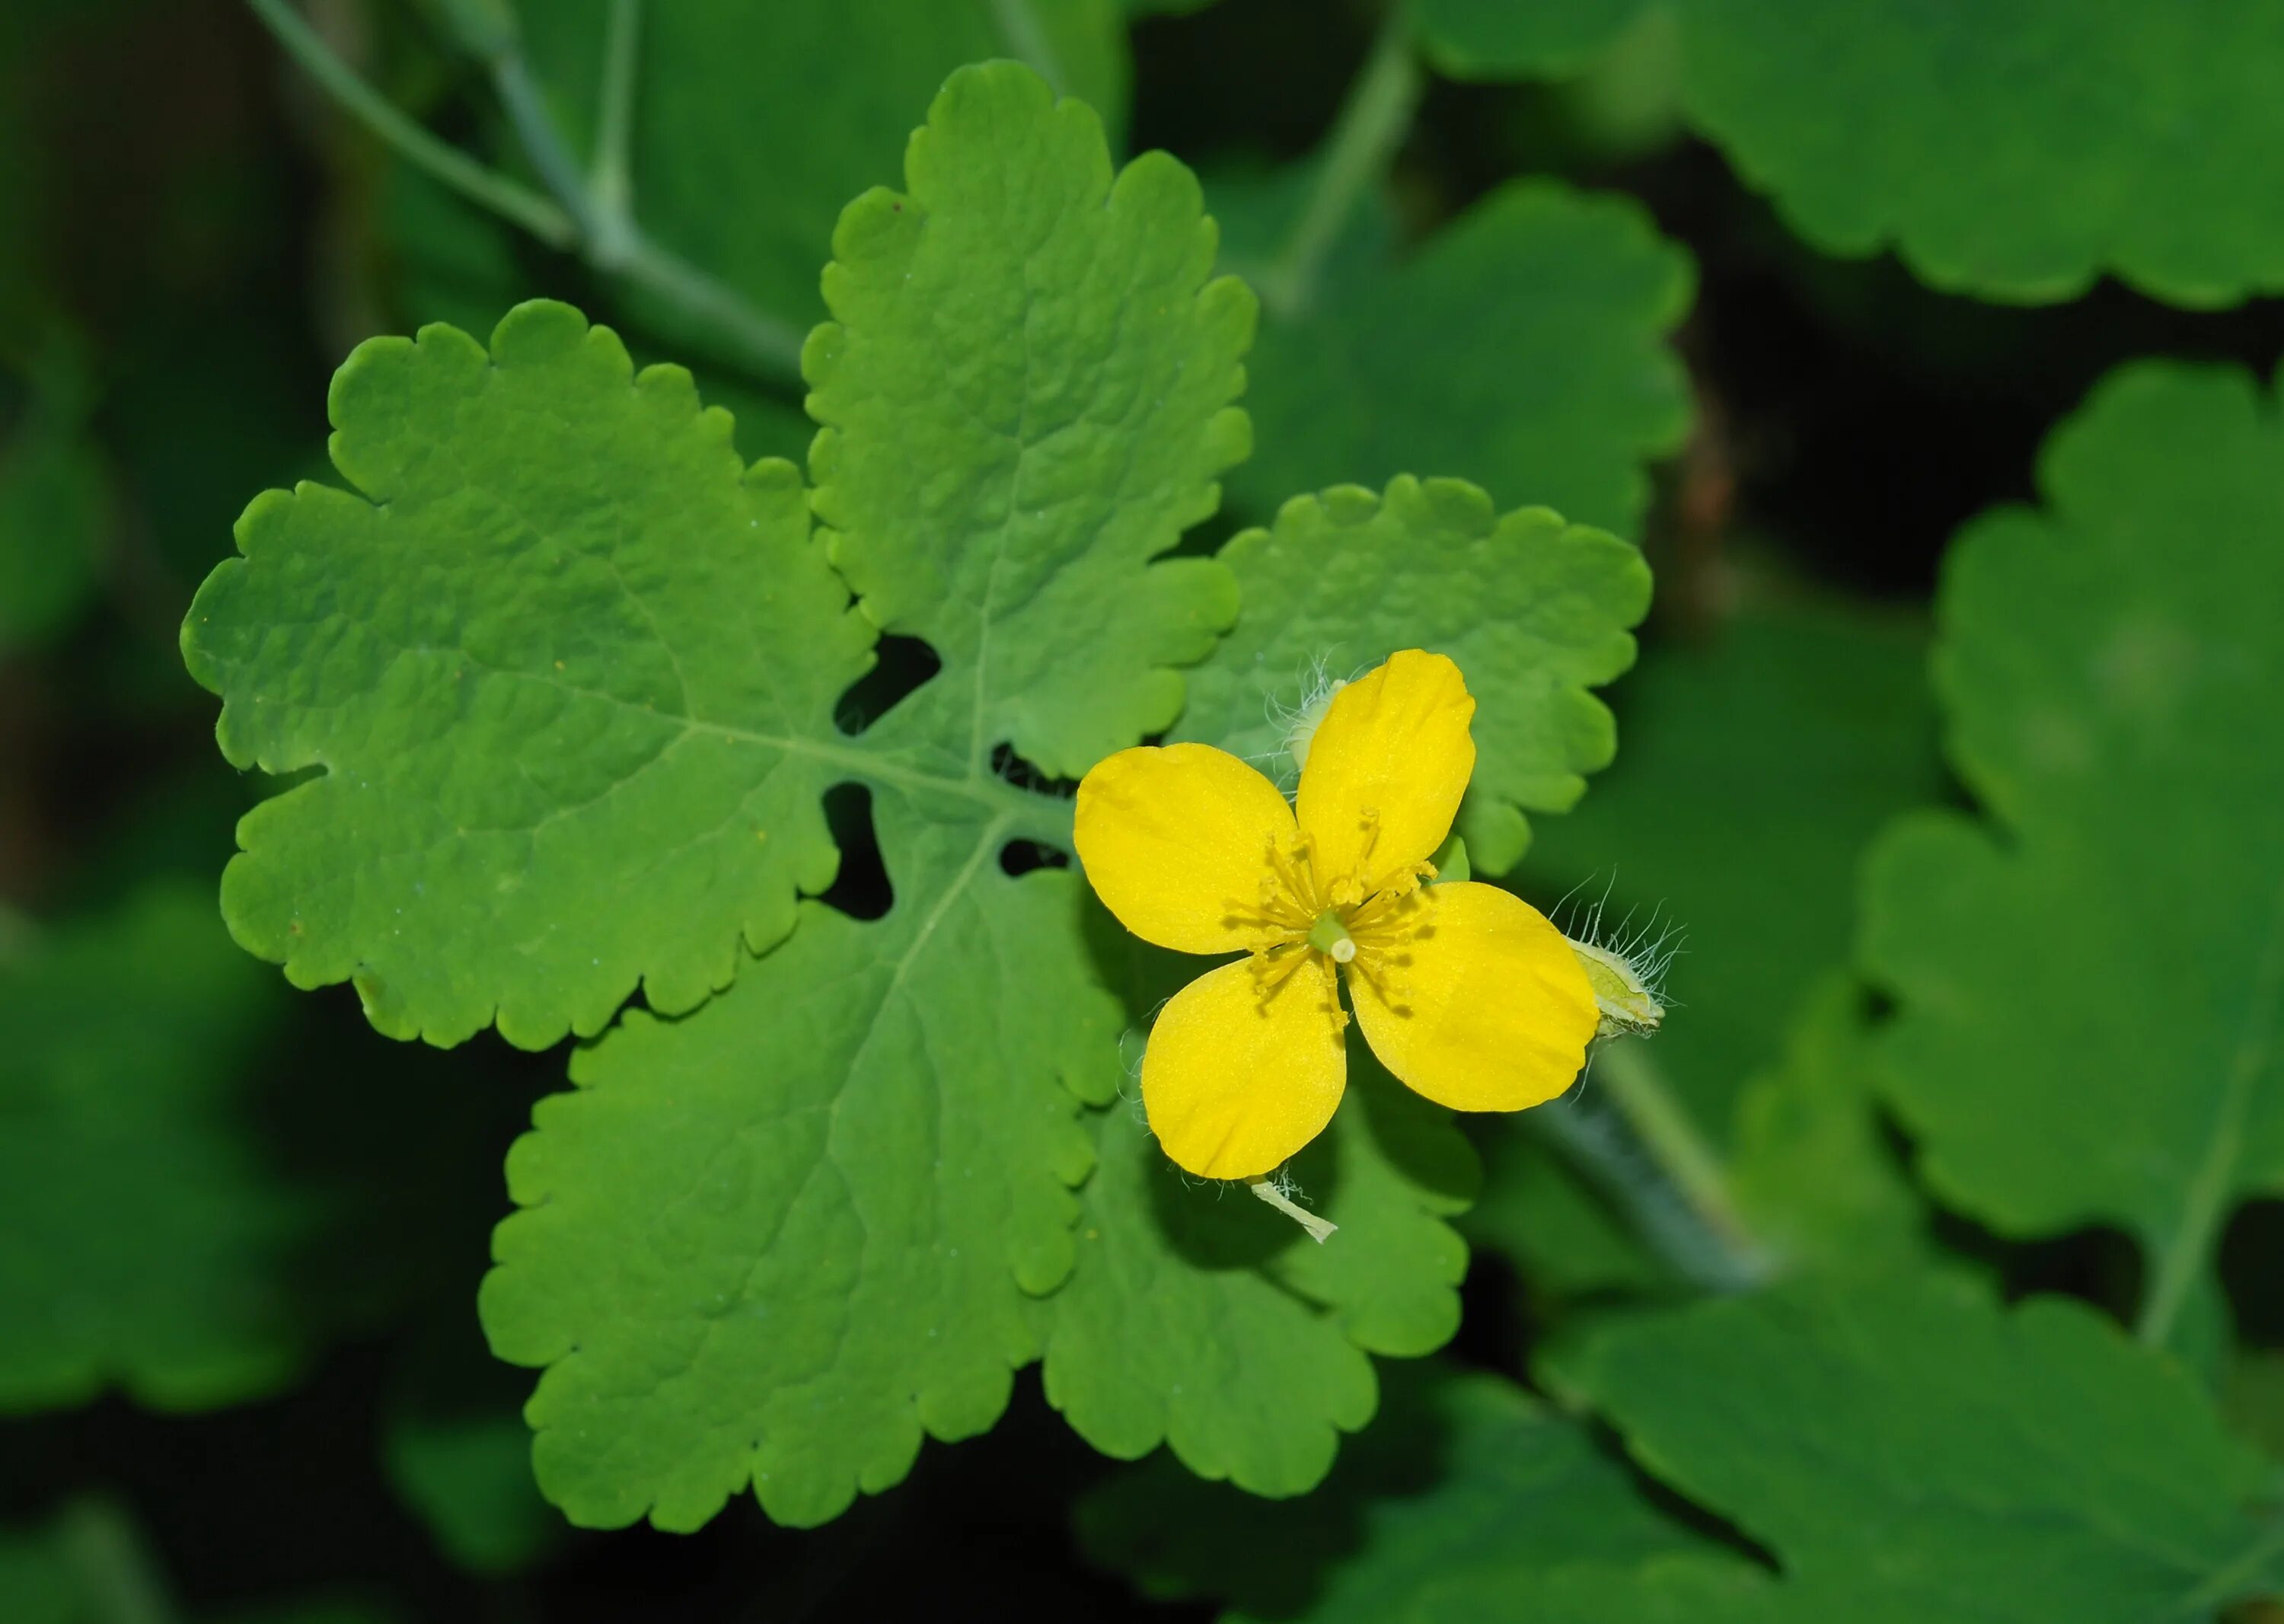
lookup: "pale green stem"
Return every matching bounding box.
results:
[1593,1039,1769,1278]
[56,1500,180,1624]
[989,0,1067,94]
[244,0,807,385]
[589,0,643,229]
[1257,1,1423,319]
[246,0,573,247]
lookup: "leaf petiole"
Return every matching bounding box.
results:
[243,0,807,386]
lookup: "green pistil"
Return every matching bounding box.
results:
[1307,911,1358,963]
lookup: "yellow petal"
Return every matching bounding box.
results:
[1348,881,1595,1112]
[1075,744,1300,955]
[1143,954,1347,1179]
[1297,649,1475,897]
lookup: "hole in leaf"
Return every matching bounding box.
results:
[997,840,1068,877]
[989,742,1075,798]
[815,782,891,920]
[834,635,941,735]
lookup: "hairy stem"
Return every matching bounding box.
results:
[246,0,573,247]
[1258,1,1422,319]
[1593,1040,1767,1273]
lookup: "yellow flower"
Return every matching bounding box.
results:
[1075,649,1599,1180]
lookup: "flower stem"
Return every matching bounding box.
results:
[1257,1,1422,319]
[1592,1039,1769,1278]
[1530,1041,1771,1292]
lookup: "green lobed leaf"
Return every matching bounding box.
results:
[1567,1274,2284,1619]
[474,62,1267,1527]
[1417,2,2284,308]
[1676,0,2284,308]
[1861,360,2284,1351]
[805,61,1249,779]
[1077,1361,1752,1622]
[0,883,309,1414]
[480,809,1115,1530]
[1172,475,1651,876]
[1228,180,1692,538]
[183,300,876,1048]
[519,0,1130,343]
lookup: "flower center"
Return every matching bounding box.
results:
[1307,910,1358,962]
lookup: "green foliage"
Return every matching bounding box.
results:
[1523,599,1940,1131]
[175,51,1670,1534]
[0,1501,402,1624]
[1568,1275,2284,1619]
[480,842,1115,1530]
[1861,360,2284,1351]
[385,1409,560,1575]
[1465,599,1940,1299]
[1229,181,1693,537]
[1078,1362,1733,1622]
[183,302,872,1049]
[0,354,104,655]
[1419,0,2284,308]
[518,0,1129,340]
[1418,0,1655,79]
[804,62,1249,780]
[1044,927,1479,1495]
[1173,476,1651,875]
[1678,0,2284,307]
[0,883,310,1414]
[1093,1279,2284,1621]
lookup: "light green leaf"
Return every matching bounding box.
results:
[1861,360,2284,1351]
[520,0,1130,343]
[1077,1361,1752,1622]
[1418,0,1657,79]
[0,883,308,1415]
[1172,476,1650,876]
[480,813,1115,1530]
[1568,1275,2284,1620]
[1229,180,1692,538]
[183,301,876,1048]
[805,61,1249,778]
